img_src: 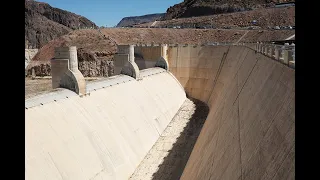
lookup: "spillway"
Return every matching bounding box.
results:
[25,44,294,180]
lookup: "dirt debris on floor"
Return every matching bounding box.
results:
[129,98,209,180]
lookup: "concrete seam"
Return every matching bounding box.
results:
[232,55,259,106]
[238,66,287,175]
[176,47,178,69]
[207,46,230,104]
[237,72,243,180]
[206,47,230,168]
[47,152,64,179]
[270,139,295,180]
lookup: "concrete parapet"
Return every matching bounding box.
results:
[264,45,269,55]
[283,50,294,65]
[274,47,280,60]
[268,45,274,57]
[261,45,265,54]
[279,46,285,62]
[51,46,86,95]
[282,49,288,64]
[289,61,295,69]
[259,42,263,53]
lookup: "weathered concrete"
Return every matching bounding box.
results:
[26,44,294,180]
[114,45,141,80]
[129,98,209,180]
[51,46,86,95]
[25,68,186,180]
[165,45,295,180]
[274,47,280,60]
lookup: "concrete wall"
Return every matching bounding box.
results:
[134,45,164,70]
[135,45,162,61]
[25,68,186,180]
[166,45,295,180]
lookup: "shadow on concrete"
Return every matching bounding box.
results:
[151,97,209,180]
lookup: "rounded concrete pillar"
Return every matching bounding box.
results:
[54,46,79,72]
[292,47,295,61]
[69,46,78,72]
[129,45,135,63]
[161,44,168,60]
[274,46,280,60]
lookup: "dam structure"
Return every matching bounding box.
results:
[25,42,295,180]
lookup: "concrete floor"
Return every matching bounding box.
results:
[129,98,209,180]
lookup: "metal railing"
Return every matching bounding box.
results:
[212,42,295,69]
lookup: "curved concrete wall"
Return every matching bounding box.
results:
[25,68,186,180]
[166,45,295,179]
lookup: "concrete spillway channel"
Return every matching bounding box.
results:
[26,44,294,180]
[130,98,209,180]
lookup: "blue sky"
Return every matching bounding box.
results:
[39,0,183,27]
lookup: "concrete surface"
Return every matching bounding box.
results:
[25,68,186,180]
[165,45,294,180]
[130,98,209,180]
[51,46,86,95]
[26,44,294,180]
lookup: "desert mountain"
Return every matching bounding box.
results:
[116,13,165,27]
[162,0,293,20]
[25,0,97,48]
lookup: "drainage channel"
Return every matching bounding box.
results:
[129,98,209,180]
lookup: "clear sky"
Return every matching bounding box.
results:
[39,0,183,27]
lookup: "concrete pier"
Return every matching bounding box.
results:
[51,46,86,95]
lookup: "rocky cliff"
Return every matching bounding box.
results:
[116,13,165,27]
[162,0,293,20]
[25,0,97,48]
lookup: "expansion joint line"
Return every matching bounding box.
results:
[237,74,243,180]
[207,46,230,103]
[232,56,259,106]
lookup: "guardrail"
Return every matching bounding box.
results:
[244,42,295,69]
[206,42,295,69]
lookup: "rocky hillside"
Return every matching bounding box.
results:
[25,0,97,48]
[162,0,293,20]
[116,13,165,27]
[26,28,294,77]
[137,6,295,29]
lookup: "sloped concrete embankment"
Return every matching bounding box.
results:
[25,68,186,180]
[166,45,294,179]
